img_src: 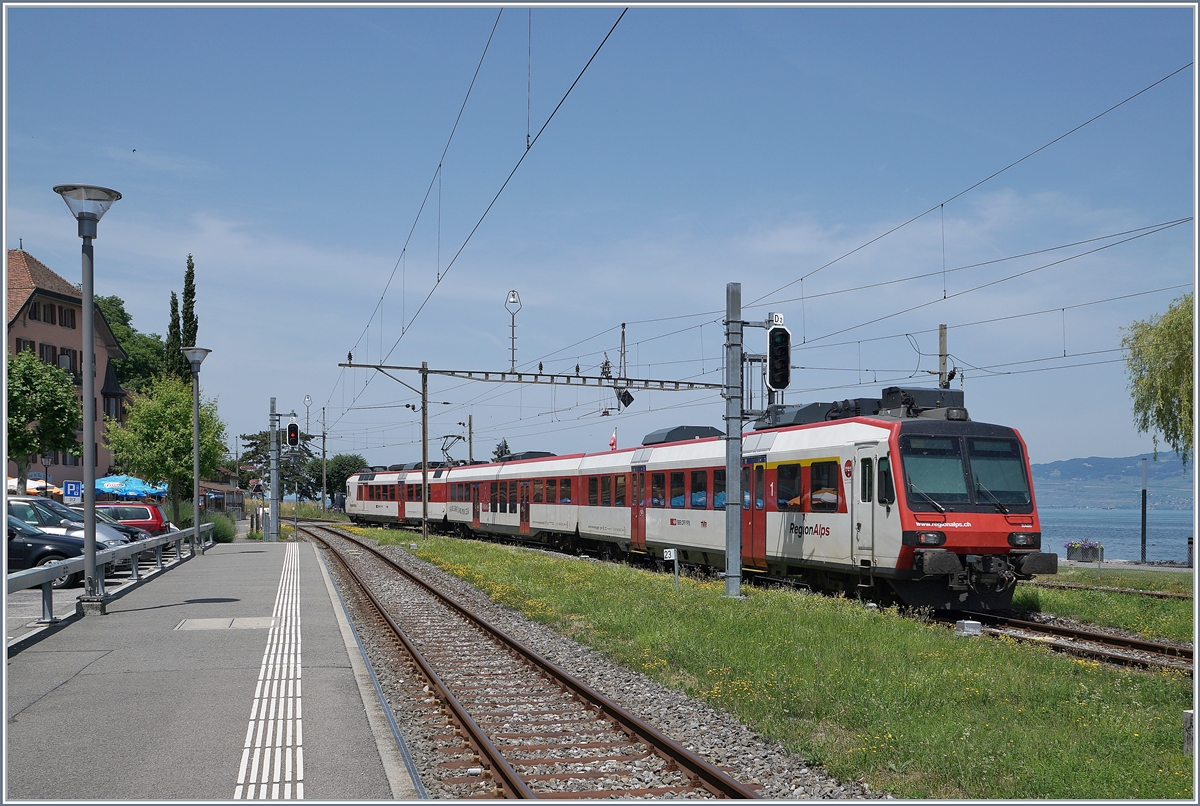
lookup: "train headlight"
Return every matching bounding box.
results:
[903,530,946,546]
[947,407,969,421]
[1008,531,1041,548]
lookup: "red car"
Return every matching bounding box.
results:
[95,502,171,536]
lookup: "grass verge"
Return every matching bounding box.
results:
[348,528,1192,799]
[1014,568,1194,642]
[279,501,349,521]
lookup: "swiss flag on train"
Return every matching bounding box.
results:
[609,428,617,451]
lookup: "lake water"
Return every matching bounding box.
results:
[1038,507,1195,563]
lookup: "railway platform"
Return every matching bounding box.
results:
[4,535,421,801]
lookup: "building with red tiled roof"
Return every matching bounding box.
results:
[7,248,128,485]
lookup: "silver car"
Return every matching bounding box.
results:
[8,496,130,549]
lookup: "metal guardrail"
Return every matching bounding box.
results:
[6,524,215,623]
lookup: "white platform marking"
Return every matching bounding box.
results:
[235,543,302,799]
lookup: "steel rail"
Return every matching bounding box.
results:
[309,529,534,799]
[962,611,1193,660]
[308,524,761,799]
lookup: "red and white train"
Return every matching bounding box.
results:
[346,386,1057,610]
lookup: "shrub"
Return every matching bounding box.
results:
[204,512,237,543]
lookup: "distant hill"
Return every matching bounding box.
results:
[1031,452,1194,510]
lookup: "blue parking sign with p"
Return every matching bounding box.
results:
[64,480,83,504]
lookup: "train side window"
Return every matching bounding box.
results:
[670,472,685,508]
[810,461,839,512]
[650,473,665,507]
[614,474,626,506]
[491,481,499,513]
[777,464,801,510]
[588,477,599,507]
[860,458,874,503]
[509,480,518,513]
[601,476,612,506]
[755,464,765,510]
[690,470,707,508]
[547,478,557,503]
[713,469,726,510]
[533,480,543,503]
[560,478,572,503]
[878,457,895,505]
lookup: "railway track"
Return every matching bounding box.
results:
[955,611,1193,675]
[302,524,760,799]
[1019,580,1192,599]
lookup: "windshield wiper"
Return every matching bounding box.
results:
[975,480,1009,514]
[907,481,945,513]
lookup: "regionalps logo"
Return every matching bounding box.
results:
[788,522,831,538]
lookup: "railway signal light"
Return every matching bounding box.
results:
[767,325,791,391]
[286,422,299,447]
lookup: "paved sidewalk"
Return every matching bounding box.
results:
[5,538,417,800]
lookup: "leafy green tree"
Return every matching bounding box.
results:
[7,349,82,491]
[324,453,369,505]
[95,294,166,392]
[164,291,189,381]
[105,375,227,524]
[182,253,198,348]
[492,438,511,462]
[1121,293,1193,466]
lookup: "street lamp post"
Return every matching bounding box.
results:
[53,184,121,603]
[183,347,211,555]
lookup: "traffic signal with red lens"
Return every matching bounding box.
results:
[286,423,299,446]
[767,326,791,391]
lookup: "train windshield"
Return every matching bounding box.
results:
[899,434,1032,511]
[898,436,970,508]
[966,437,1031,505]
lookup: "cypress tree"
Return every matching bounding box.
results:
[182,253,198,348]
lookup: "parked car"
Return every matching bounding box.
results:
[6,515,85,588]
[8,497,130,546]
[72,506,152,542]
[94,502,170,536]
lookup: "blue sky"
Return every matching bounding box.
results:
[4,5,1195,474]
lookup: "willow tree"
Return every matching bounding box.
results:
[106,375,227,524]
[1121,293,1193,466]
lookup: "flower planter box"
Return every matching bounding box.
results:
[1066,546,1104,563]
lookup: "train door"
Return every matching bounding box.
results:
[740,461,767,570]
[631,470,647,552]
[519,481,531,535]
[853,444,878,567]
[471,484,481,529]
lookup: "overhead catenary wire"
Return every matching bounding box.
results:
[331,9,629,430]
[745,61,1193,309]
[323,53,1189,457]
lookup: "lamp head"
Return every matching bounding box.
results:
[182,346,211,373]
[304,395,312,408]
[53,185,122,238]
[505,289,522,314]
